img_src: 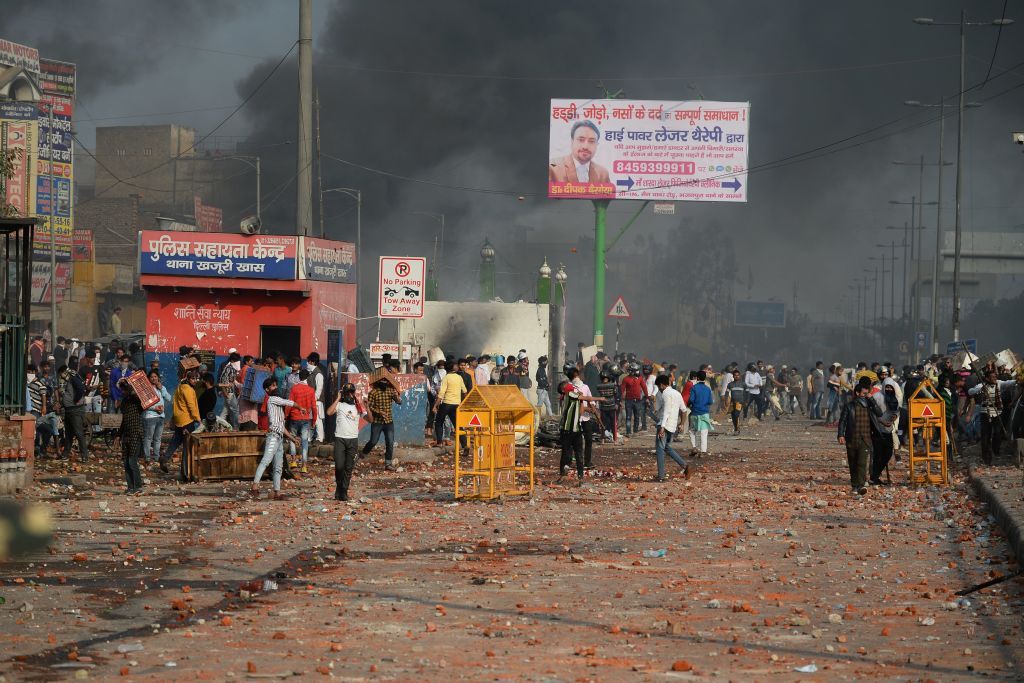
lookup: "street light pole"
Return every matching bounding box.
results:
[409,210,445,294]
[952,9,966,342]
[210,154,261,223]
[324,187,363,322]
[913,11,1014,342]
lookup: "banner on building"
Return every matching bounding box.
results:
[38,59,75,97]
[298,236,356,283]
[0,38,40,74]
[32,222,73,262]
[1,117,35,217]
[548,98,750,202]
[193,195,223,232]
[30,261,72,304]
[138,230,298,280]
[33,59,76,269]
[73,229,93,261]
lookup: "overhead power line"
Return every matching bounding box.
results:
[317,53,958,83]
[90,40,297,200]
[980,0,1010,88]
[323,54,1024,198]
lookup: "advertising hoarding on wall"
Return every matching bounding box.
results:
[548,98,750,202]
[138,230,298,280]
[298,236,356,283]
[193,195,223,232]
[73,229,94,261]
[30,261,72,304]
[34,59,76,268]
[0,38,40,73]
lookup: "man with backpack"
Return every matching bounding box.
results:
[59,361,90,462]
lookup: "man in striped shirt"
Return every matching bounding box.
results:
[252,377,307,500]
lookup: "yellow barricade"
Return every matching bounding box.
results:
[454,385,535,500]
[907,379,948,486]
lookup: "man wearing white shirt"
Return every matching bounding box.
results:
[653,374,690,482]
[327,381,366,501]
[572,374,598,470]
[474,354,492,388]
[743,363,764,420]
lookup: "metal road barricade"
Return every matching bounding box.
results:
[907,379,948,486]
[454,385,535,500]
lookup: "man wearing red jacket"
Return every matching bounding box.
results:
[620,366,648,436]
[287,369,318,473]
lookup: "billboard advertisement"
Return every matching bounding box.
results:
[38,58,75,98]
[139,230,298,280]
[193,195,223,232]
[734,301,786,328]
[1,116,36,217]
[0,38,40,74]
[298,236,356,283]
[548,99,749,202]
[73,229,94,261]
[30,261,72,304]
[34,59,76,270]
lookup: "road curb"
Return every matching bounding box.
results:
[968,465,1023,562]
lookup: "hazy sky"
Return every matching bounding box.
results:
[7,0,1024,337]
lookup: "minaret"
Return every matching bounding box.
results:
[479,239,496,301]
[536,258,552,303]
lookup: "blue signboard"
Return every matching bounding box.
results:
[734,301,786,327]
[0,102,37,120]
[298,237,356,284]
[946,339,977,356]
[139,231,297,280]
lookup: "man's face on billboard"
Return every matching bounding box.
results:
[571,126,598,164]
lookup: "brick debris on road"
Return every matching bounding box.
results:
[2,418,1022,681]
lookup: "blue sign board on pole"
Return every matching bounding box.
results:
[734,301,786,328]
[945,339,977,356]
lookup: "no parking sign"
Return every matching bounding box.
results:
[378,256,425,318]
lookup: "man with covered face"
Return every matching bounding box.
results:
[327,382,366,501]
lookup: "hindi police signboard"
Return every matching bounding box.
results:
[548,98,750,202]
[378,256,425,319]
[734,301,786,328]
[298,236,356,284]
[139,230,297,280]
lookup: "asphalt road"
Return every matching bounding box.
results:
[3,414,1022,680]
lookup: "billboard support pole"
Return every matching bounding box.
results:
[592,199,609,347]
[48,105,58,341]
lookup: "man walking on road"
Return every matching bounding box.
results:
[810,361,825,419]
[621,365,647,435]
[327,382,365,501]
[687,370,714,457]
[653,374,690,482]
[837,377,882,495]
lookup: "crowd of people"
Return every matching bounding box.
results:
[23,334,1024,501]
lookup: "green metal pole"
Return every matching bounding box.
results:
[593,199,609,347]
